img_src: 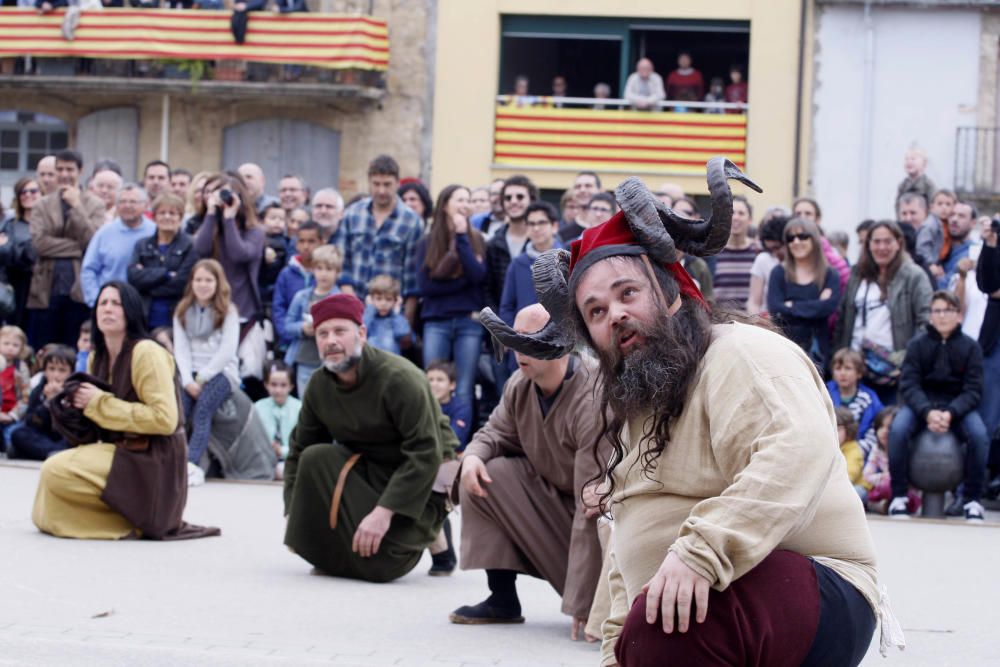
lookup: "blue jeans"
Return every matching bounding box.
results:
[981,344,1000,466]
[888,404,990,501]
[296,362,320,398]
[181,374,232,465]
[422,316,483,406]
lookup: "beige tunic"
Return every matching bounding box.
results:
[462,357,608,618]
[601,322,879,666]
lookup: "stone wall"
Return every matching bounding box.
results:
[0,0,435,199]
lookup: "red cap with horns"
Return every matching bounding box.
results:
[568,210,708,310]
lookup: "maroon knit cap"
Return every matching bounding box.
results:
[311,293,364,327]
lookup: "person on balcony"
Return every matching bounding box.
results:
[501,75,539,108]
[624,58,664,111]
[592,82,612,110]
[725,65,749,113]
[666,52,705,113]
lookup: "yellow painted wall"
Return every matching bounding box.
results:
[431,0,806,209]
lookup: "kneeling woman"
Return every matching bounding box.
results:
[32,281,218,540]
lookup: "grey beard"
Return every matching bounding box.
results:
[323,342,363,374]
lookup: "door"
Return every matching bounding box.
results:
[77,107,139,181]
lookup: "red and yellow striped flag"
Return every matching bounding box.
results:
[494,106,747,175]
[0,8,388,70]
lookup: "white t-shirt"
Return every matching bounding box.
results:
[850,280,894,351]
[750,252,781,309]
[950,242,987,340]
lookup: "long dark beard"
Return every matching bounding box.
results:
[591,299,713,510]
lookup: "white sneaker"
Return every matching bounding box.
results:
[888,497,911,519]
[963,501,985,523]
[187,461,206,487]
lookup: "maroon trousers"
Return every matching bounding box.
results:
[615,550,873,667]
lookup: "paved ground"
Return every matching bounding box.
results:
[1,461,998,666]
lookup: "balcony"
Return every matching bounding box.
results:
[0,7,387,101]
[493,96,748,178]
[955,127,1000,198]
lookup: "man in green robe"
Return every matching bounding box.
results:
[283,294,457,582]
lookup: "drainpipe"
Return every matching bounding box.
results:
[859,2,875,218]
[160,94,170,163]
[792,0,807,198]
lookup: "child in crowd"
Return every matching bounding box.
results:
[285,244,343,393]
[254,360,301,481]
[74,321,91,373]
[897,147,936,205]
[259,202,290,308]
[173,259,241,466]
[363,275,412,355]
[826,348,883,458]
[0,325,31,444]
[426,360,471,451]
[425,359,463,576]
[29,343,57,391]
[863,407,921,515]
[151,326,174,354]
[7,345,74,461]
[835,407,865,502]
[286,206,310,245]
[272,220,321,350]
[704,76,725,113]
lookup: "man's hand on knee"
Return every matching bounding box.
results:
[352,506,394,558]
[643,551,711,634]
[460,455,492,498]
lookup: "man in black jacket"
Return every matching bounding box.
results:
[976,221,1000,497]
[888,290,989,521]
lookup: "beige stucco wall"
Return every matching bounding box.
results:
[1,0,433,199]
[430,0,807,209]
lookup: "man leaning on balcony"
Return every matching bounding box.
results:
[624,58,665,111]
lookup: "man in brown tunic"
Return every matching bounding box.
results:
[450,304,607,641]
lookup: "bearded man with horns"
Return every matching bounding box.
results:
[479,158,904,667]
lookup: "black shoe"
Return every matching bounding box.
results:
[429,553,456,577]
[945,495,965,517]
[449,598,524,625]
[985,476,1000,502]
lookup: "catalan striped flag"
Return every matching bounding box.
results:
[0,8,388,71]
[493,105,747,176]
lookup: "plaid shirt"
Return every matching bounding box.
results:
[338,196,423,298]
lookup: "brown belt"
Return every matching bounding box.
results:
[329,453,361,530]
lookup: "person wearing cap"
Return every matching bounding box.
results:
[479,158,898,667]
[282,293,459,582]
[449,303,609,640]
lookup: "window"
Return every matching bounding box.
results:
[0,111,68,179]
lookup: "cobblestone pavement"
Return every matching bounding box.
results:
[2,462,997,666]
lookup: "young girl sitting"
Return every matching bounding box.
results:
[835,407,865,502]
[253,360,301,481]
[863,406,921,514]
[173,259,241,466]
[284,244,342,393]
[7,345,75,460]
[0,325,31,447]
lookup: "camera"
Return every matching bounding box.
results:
[992,216,1000,235]
[219,188,234,206]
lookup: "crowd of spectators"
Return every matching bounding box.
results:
[502,53,748,112]
[0,144,997,522]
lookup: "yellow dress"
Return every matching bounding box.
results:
[31,341,179,539]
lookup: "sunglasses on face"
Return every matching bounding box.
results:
[786,233,811,243]
[20,188,40,196]
[504,193,527,202]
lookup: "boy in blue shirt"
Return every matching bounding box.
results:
[425,360,468,576]
[362,274,412,355]
[827,348,884,458]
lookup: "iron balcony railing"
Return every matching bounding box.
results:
[954,126,1000,196]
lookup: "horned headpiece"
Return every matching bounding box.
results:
[479,157,761,360]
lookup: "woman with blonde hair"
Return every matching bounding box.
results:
[767,217,841,369]
[173,259,240,465]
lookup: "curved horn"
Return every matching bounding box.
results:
[663,157,762,257]
[615,177,677,265]
[479,249,575,361]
